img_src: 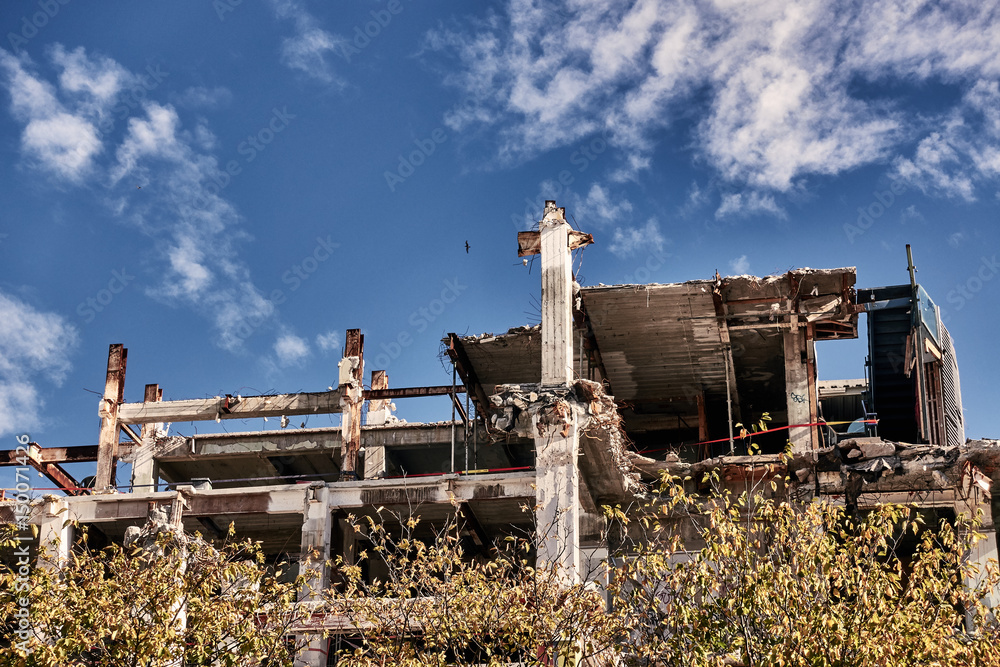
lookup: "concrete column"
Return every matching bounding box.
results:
[132,384,163,492]
[783,324,813,453]
[297,484,331,667]
[955,482,999,618]
[534,201,581,582]
[363,446,386,480]
[364,370,389,479]
[540,201,574,387]
[337,514,358,567]
[36,497,72,569]
[131,432,158,492]
[534,409,581,582]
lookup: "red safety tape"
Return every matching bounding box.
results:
[634,419,879,456]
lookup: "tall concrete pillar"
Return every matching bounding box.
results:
[534,200,582,582]
[364,370,389,480]
[534,412,581,582]
[132,383,163,492]
[540,201,574,387]
[955,477,999,622]
[36,497,71,569]
[783,324,813,453]
[297,484,331,667]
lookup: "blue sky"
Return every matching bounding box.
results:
[1,0,999,489]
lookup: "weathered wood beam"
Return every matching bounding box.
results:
[95,343,127,491]
[116,389,344,425]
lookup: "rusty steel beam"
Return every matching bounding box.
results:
[450,392,469,427]
[1,445,101,465]
[517,230,594,257]
[446,333,492,429]
[575,298,612,393]
[35,460,83,495]
[16,443,85,495]
[120,422,142,445]
[457,502,491,550]
[95,343,127,491]
[363,385,466,400]
[340,329,364,480]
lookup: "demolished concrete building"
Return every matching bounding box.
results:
[4,201,998,664]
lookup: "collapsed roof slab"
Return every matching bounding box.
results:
[456,326,544,394]
[580,268,857,402]
[581,281,727,404]
[456,269,858,440]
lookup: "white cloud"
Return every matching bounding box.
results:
[0,47,280,353]
[21,111,102,181]
[608,218,665,258]
[50,45,129,118]
[270,0,346,84]
[893,80,1000,201]
[578,183,633,224]
[0,290,78,436]
[900,205,925,224]
[0,47,127,181]
[429,0,1000,196]
[728,255,750,275]
[316,331,341,353]
[172,85,233,109]
[111,101,278,351]
[111,101,185,178]
[715,191,787,219]
[274,332,310,366]
[948,231,966,248]
[893,130,975,201]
